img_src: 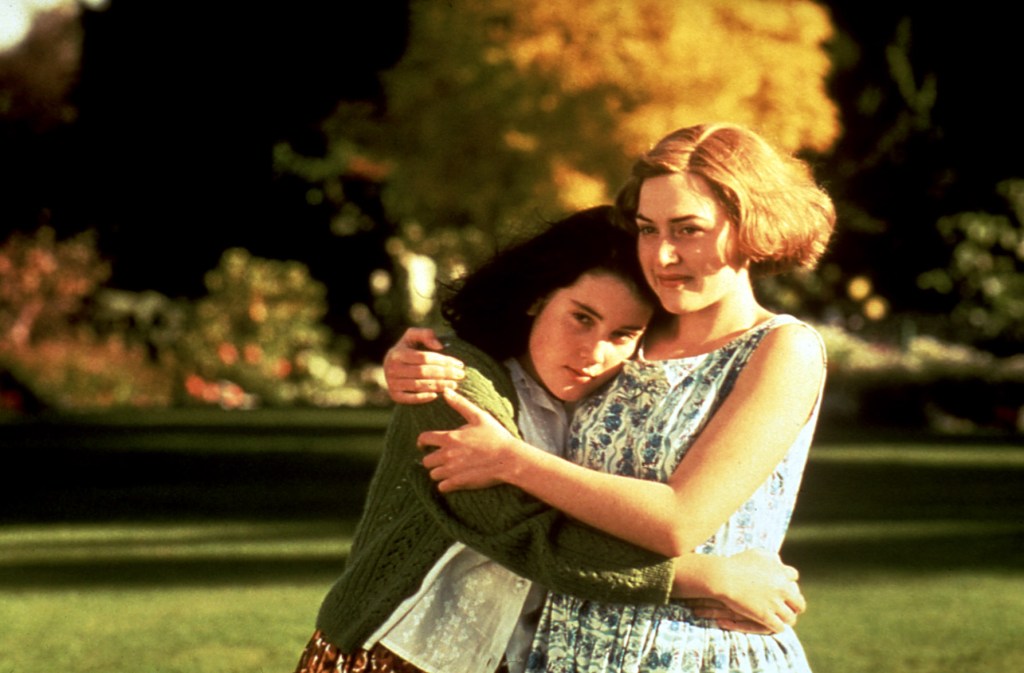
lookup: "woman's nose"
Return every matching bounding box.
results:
[579,339,608,368]
[658,238,680,265]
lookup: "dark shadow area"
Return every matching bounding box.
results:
[793,455,1024,523]
[0,426,385,520]
[783,528,1024,578]
[0,555,350,589]
[784,444,1024,577]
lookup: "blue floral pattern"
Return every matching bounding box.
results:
[526,315,824,673]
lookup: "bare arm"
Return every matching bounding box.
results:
[419,324,825,557]
[415,387,808,633]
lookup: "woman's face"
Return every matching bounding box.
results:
[520,271,652,403]
[634,172,747,315]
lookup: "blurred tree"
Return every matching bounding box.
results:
[0,226,110,346]
[813,3,1024,346]
[917,180,1024,352]
[180,248,356,407]
[278,0,839,319]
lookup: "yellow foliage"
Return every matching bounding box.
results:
[501,0,839,155]
[323,0,840,244]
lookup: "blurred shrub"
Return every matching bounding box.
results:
[179,248,368,407]
[91,288,189,362]
[0,332,176,409]
[0,226,177,410]
[917,179,1024,352]
[818,323,1024,433]
[0,226,110,346]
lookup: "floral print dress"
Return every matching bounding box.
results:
[525,315,824,673]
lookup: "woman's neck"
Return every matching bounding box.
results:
[645,287,772,359]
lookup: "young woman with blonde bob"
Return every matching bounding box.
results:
[401,123,836,672]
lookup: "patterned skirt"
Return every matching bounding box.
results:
[293,631,428,673]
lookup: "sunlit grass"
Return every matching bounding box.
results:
[2,583,327,673]
[2,517,1022,673]
[0,521,353,565]
[811,443,1024,468]
[0,521,349,673]
[799,573,1024,673]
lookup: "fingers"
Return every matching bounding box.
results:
[441,388,485,423]
[397,327,445,351]
[418,430,448,452]
[690,597,799,635]
[387,375,460,404]
[713,618,774,635]
[680,598,725,610]
[391,390,443,404]
[384,346,465,404]
[787,582,807,615]
[689,606,783,634]
[386,353,466,383]
[687,605,739,620]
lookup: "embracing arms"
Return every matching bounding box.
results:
[419,324,825,558]
[385,328,813,632]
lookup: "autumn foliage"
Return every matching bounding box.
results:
[303,0,839,261]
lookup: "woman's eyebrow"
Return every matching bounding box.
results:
[636,212,701,225]
[570,300,647,333]
[570,300,603,320]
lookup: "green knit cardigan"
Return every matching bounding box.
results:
[316,338,673,652]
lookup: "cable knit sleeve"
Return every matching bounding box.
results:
[405,338,674,606]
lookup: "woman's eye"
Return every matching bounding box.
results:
[636,223,656,235]
[573,312,595,326]
[611,332,639,345]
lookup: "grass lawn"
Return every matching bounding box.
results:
[1,416,1022,672]
[799,572,1024,673]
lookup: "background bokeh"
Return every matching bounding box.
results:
[1,4,1022,672]
[1,0,1022,430]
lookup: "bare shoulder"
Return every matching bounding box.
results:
[748,321,826,384]
[724,321,826,427]
[764,321,825,359]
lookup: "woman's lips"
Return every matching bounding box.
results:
[565,366,592,382]
[656,274,692,287]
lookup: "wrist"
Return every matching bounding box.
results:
[501,437,556,491]
[671,553,722,599]
[492,437,516,484]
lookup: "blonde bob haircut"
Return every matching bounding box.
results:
[614,123,836,276]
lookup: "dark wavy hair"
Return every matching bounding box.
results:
[442,206,658,361]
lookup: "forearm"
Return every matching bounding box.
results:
[500,439,709,557]
[493,324,827,558]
